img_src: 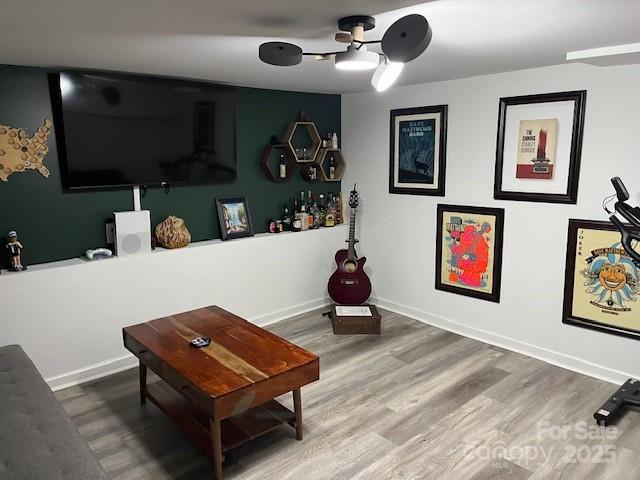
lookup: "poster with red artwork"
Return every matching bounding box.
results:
[516,118,558,180]
[435,204,504,303]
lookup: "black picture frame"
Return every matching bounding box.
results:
[494,90,586,204]
[215,196,254,241]
[435,204,505,303]
[562,219,640,341]
[389,104,447,196]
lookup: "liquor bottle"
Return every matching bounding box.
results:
[306,190,314,229]
[292,215,302,232]
[324,194,336,227]
[318,194,326,226]
[299,191,308,230]
[282,203,292,231]
[331,193,339,223]
[279,154,286,179]
[331,132,339,149]
[312,198,322,229]
[329,155,336,180]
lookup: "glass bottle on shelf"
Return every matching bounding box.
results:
[324,194,336,227]
[318,194,326,226]
[282,203,292,231]
[279,154,286,179]
[299,191,308,230]
[306,190,314,229]
[312,198,322,229]
[329,155,336,180]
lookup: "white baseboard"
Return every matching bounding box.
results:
[49,296,631,391]
[47,355,139,392]
[47,298,331,391]
[377,297,633,386]
[249,297,332,327]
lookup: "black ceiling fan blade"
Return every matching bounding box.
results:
[382,14,432,63]
[259,42,303,66]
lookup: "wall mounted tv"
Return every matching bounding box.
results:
[49,71,237,190]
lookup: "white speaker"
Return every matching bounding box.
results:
[113,210,152,257]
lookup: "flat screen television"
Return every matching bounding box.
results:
[49,70,237,190]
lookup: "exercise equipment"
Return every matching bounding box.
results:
[593,177,640,426]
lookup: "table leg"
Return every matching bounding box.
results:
[139,360,147,405]
[293,388,303,441]
[210,419,223,479]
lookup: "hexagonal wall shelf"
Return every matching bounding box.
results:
[283,121,321,163]
[299,162,322,182]
[317,148,346,182]
[260,144,297,182]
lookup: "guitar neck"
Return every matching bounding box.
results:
[347,208,357,259]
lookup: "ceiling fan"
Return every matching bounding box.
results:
[259,14,432,92]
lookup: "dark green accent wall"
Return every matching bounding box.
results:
[0,66,341,266]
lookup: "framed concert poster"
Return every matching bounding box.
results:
[562,219,640,340]
[435,204,504,303]
[216,196,254,241]
[494,90,586,204]
[389,104,447,196]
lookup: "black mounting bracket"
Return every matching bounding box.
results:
[338,15,376,32]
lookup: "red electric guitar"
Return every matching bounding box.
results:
[327,185,372,305]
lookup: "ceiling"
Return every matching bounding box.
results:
[1,0,639,94]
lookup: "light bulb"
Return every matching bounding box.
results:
[371,58,404,92]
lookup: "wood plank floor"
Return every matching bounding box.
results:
[56,310,640,479]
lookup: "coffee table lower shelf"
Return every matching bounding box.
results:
[145,381,296,458]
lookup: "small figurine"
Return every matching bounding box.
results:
[6,231,27,271]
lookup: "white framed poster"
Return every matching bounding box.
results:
[494,91,586,204]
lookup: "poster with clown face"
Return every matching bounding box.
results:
[436,205,504,303]
[564,220,640,339]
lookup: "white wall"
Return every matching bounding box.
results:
[1,226,346,389]
[342,63,640,384]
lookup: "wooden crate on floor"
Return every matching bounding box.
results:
[330,304,381,335]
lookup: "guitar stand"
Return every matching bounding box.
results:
[594,378,640,426]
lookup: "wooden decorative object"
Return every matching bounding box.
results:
[317,148,346,182]
[123,305,319,480]
[0,118,52,182]
[260,144,297,182]
[155,215,191,249]
[283,121,322,163]
[330,304,381,334]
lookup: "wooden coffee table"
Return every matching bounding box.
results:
[122,306,319,479]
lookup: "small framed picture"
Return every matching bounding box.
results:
[494,90,586,204]
[435,204,505,303]
[562,219,640,340]
[215,197,254,241]
[389,104,447,196]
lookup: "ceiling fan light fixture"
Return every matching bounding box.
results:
[334,45,379,71]
[371,56,404,92]
[381,14,432,63]
[259,42,303,66]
